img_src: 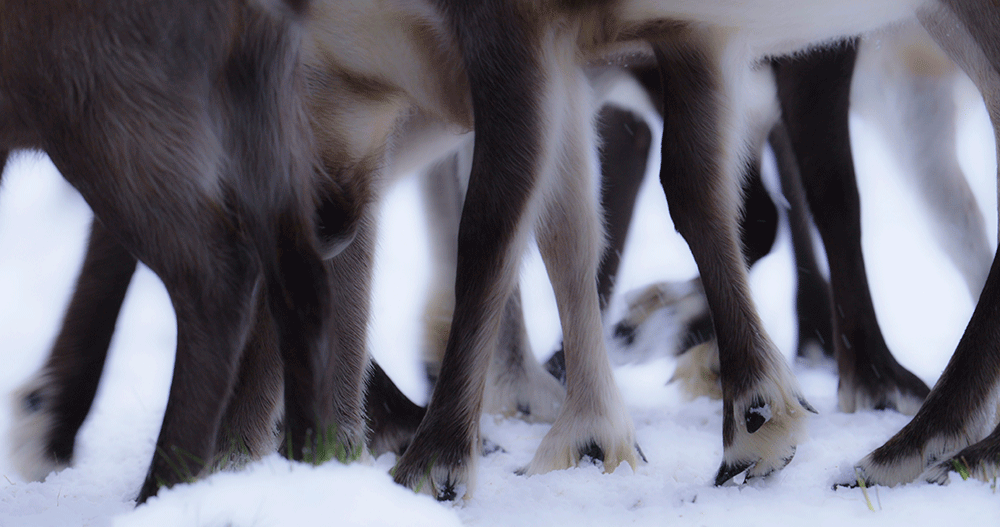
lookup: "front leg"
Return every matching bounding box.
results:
[392,1,547,500]
[654,38,813,484]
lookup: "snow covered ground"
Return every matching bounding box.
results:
[1,71,999,526]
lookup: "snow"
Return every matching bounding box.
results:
[1,78,1000,526]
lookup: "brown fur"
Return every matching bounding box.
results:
[0,0,349,504]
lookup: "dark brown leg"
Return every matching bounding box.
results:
[773,44,930,414]
[10,218,136,480]
[654,39,811,485]
[767,121,835,360]
[392,1,546,499]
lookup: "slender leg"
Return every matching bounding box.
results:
[392,2,548,499]
[853,25,991,299]
[525,47,640,476]
[595,105,655,311]
[313,191,379,462]
[767,122,835,360]
[419,147,566,423]
[773,43,930,415]
[545,104,654,382]
[10,218,137,480]
[654,38,812,485]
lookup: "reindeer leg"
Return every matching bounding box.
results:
[773,44,930,415]
[854,25,991,300]
[767,121,835,360]
[925,421,1000,484]
[525,48,642,476]
[392,2,547,499]
[309,187,378,463]
[10,217,137,481]
[560,104,655,374]
[654,38,812,484]
[844,1,1000,486]
[420,149,565,423]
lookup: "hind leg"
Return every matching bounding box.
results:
[924,422,1000,484]
[212,290,285,470]
[10,217,137,481]
[772,44,930,415]
[654,38,812,484]
[853,24,991,299]
[844,2,1000,486]
[310,189,378,462]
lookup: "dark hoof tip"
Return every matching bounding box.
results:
[714,460,753,486]
[798,396,818,414]
[481,437,506,456]
[873,398,897,412]
[436,481,457,502]
[635,443,648,464]
[780,447,796,470]
[832,467,868,490]
[23,390,44,413]
[514,466,527,476]
[579,441,605,464]
[544,349,567,385]
[613,323,637,346]
[745,396,771,434]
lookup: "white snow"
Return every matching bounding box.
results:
[1,76,999,526]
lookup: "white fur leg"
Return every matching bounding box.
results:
[717,350,813,484]
[9,374,67,482]
[523,27,640,477]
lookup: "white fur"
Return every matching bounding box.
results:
[523,25,642,476]
[670,341,723,400]
[607,279,710,366]
[722,349,811,480]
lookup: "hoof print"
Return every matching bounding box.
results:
[745,396,772,434]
